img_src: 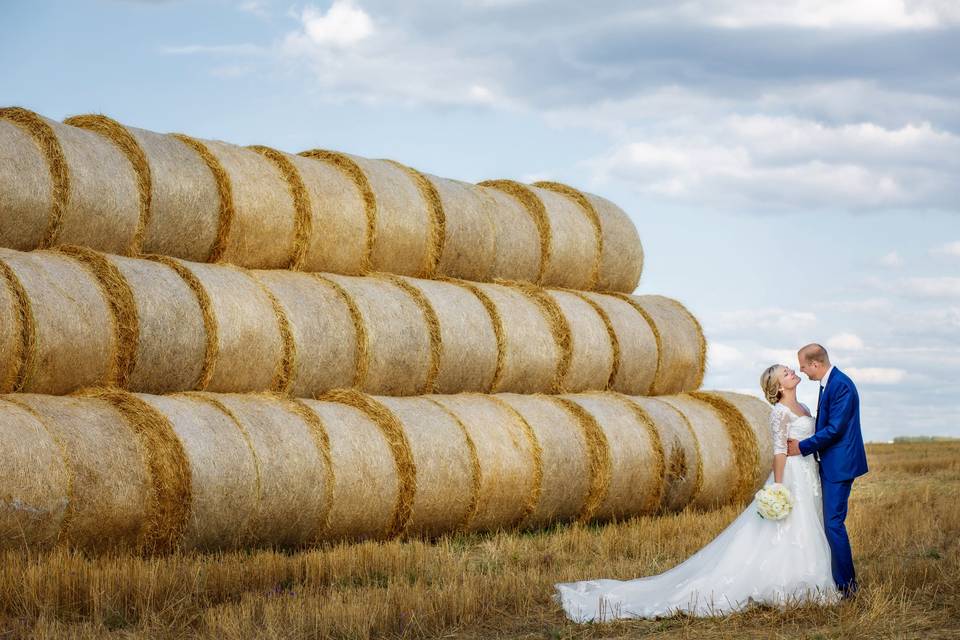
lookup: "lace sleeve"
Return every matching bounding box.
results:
[770,404,790,455]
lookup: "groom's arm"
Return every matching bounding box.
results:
[799,382,856,456]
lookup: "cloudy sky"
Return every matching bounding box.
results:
[2,0,958,441]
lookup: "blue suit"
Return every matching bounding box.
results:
[798,367,868,594]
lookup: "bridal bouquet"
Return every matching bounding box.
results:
[755,483,793,520]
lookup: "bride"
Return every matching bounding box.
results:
[555,364,841,622]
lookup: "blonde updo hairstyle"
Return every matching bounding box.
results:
[760,364,784,405]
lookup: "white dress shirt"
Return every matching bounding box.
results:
[820,365,835,389]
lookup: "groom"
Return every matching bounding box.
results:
[787,343,868,599]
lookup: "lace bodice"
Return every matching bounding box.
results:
[770,403,815,455]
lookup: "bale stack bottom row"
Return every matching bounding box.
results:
[0,389,774,553]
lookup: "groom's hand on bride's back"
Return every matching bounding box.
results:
[786,439,802,456]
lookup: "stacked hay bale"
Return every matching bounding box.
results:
[0,105,779,557]
[0,248,706,397]
[0,108,642,291]
[0,390,773,552]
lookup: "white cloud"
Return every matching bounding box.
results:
[703,0,960,30]
[846,367,907,384]
[707,342,745,369]
[887,277,960,298]
[827,332,865,351]
[296,1,374,47]
[931,241,960,258]
[880,251,904,267]
[586,116,960,213]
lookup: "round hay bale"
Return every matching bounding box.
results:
[187,393,329,548]
[316,389,416,539]
[628,396,702,512]
[136,393,259,551]
[300,398,399,542]
[0,117,54,250]
[427,394,538,532]
[478,185,541,283]
[100,255,207,393]
[543,289,614,392]
[0,108,140,254]
[425,175,495,281]
[470,282,559,393]
[190,138,297,269]
[276,151,368,275]
[87,122,222,261]
[82,389,191,553]
[53,246,139,389]
[164,260,285,393]
[562,394,664,520]
[695,391,769,499]
[0,249,114,394]
[528,184,598,290]
[254,271,358,397]
[301,151,431,276]
[7,394,150,551]
[323,274,432,395]
[532,182,603,289]
[584,192,643,292]
[377,396,475,537]
[397,277,498,394]
[496,394,593,527]
[533,182,643,293]
[0,398,71,550]
[616,294,706,395]
[578,291,658,394]
[654,395,736,509]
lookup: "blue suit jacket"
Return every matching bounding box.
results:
[799,367,869,482]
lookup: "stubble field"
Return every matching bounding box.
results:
[1,441,957,639]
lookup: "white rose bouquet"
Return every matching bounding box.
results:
[755,483,793,521]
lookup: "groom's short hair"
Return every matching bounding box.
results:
[799,343,830,365]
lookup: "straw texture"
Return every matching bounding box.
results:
[0,398,71,550]
[138,393,259,550]
[563,394,663,520]
[300,398,399,541]
[0,108,140,254]
[478,185,542,284]
[428,395,537,532]
[0,117,54,250]
[254,271,357,396]
[655,395,735,509]
[0,249,114,394]
[630,396,703,511]
[470,282,559,393]
[7,395,150,551]
[323,274,432,395]
[186,393,329,547]
[394,276,498,394]
[194,139,297,269]
[377,396,475,537]
[701,391,772,497]
[282,151,368,275]
[544,289,613,392]
[426,175,496,282]
[579,291,658,394]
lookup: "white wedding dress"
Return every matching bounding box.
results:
[555,403,840,622]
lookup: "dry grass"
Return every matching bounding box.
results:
[1,442,957,639]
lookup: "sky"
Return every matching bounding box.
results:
[1,0,958,442]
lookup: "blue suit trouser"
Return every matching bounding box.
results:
[821,477,856,592]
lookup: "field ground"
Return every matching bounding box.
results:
[1,442,957,639]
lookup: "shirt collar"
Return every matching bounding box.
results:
[820,365,835,389]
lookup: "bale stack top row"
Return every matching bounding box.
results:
[0,107,643,292]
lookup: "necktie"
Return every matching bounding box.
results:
[817,384,823,410]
